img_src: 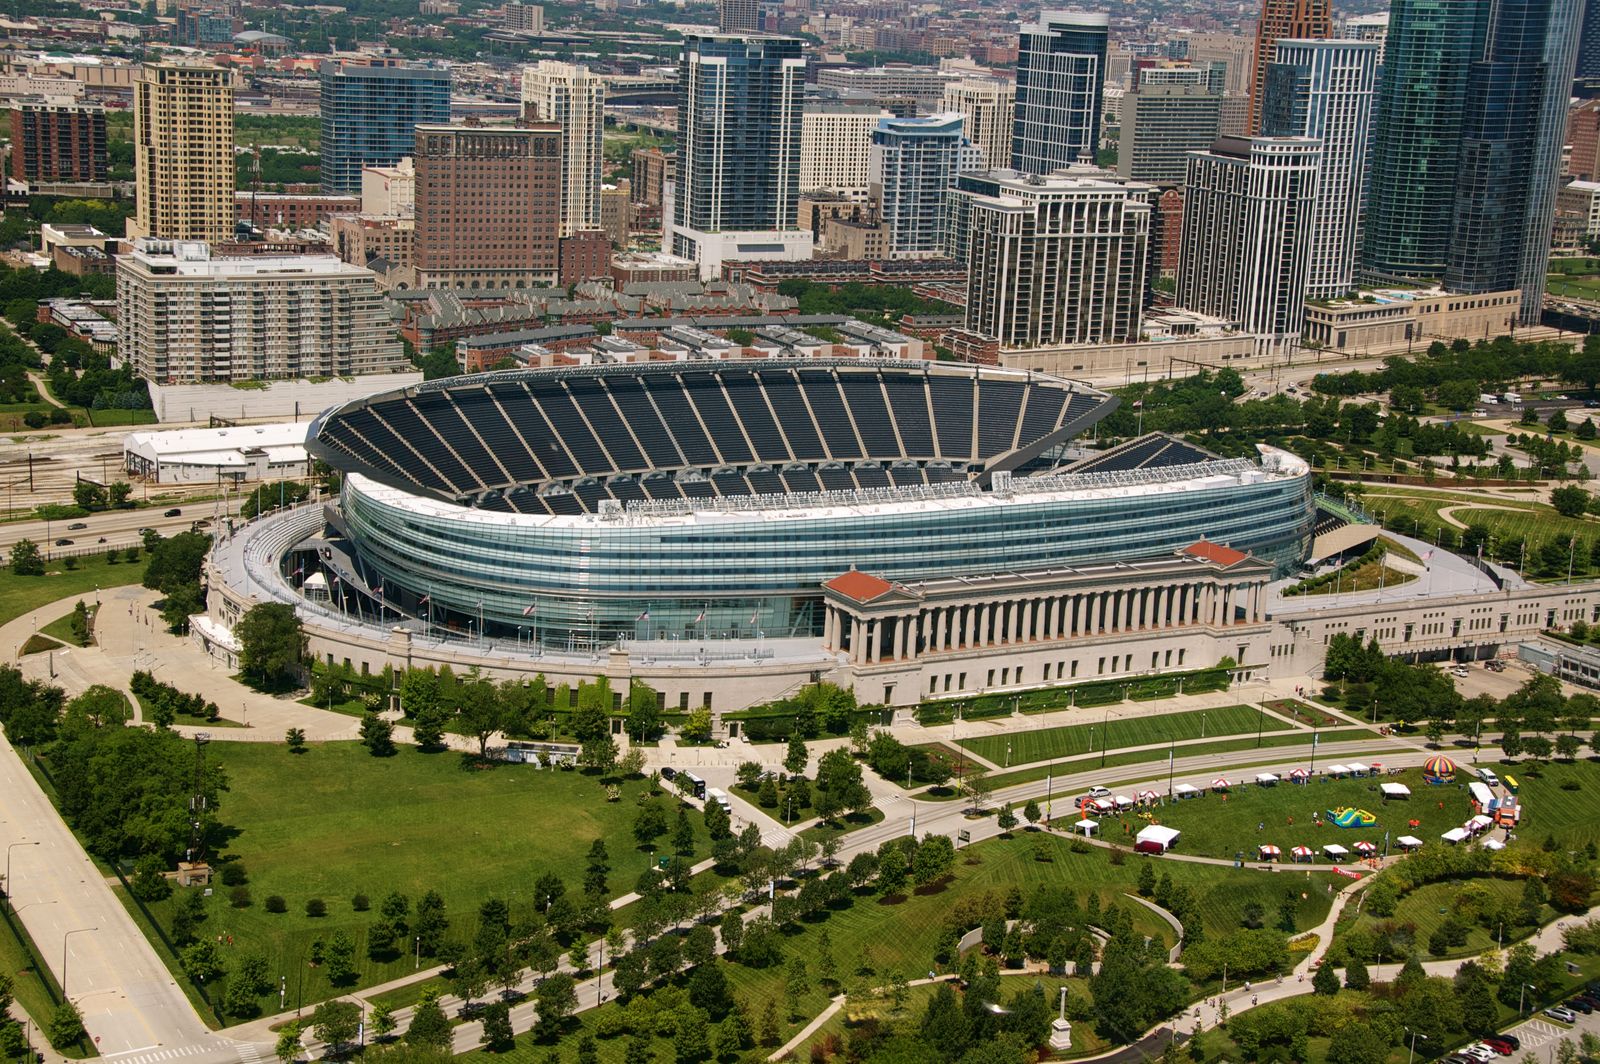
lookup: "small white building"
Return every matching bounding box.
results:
[124,421,310,484]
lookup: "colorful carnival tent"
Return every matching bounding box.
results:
[1353,841,1377,856]
[1258,844,1281,861]
[1423,755,1456,784]
[1135,825,1181,853]
[1289,768,1310,784]
[1290,846,1314,863]
[1211,777,1230,791]
[1136,790,1159,805]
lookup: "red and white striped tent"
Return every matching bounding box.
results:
[1136,789,1159,805]
[1288,768,1310,784]
[1258,844,1281,861]
[1353,841,1377,855]
[1290,845,1315,863]
[1211,777,1231,791]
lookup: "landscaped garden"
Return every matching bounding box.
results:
[955,704,1293,767]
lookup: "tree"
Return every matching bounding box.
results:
[325,930,356,985]
[581,735,619,776]
[234,603,306,691]
[405,991,452,1050]
[682,706,713,744]
[673,809,697,858]
[634,803,669,847]
[912,834,955,887]
[997,804,1018,833]
[674,1007,711,1064]
[1023,799,1041,827]
[1326,1023,1390,1064]
[47,1003,83,1049]
[360,712,396,757]
[1553,486,1591,518]
[369,1001,397,1041]
[534,972,577,1037]
[962,771,993,813]
[1312,961,1341,996]
[286,727,306,753]
[274,1024,303,1064]
[458,678,505,759]
[72,480,106,510]
[8,538,42,576]
[309,1000,361,1053]
[480,1002,513,1050]
[414,891,448,956]
[703,795,731,841]
[784,736,808,776]
[625,680,661,742]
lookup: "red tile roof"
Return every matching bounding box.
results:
[1182,539,1249,567]
[825,568,895,603]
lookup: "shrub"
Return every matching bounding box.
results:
[229,886,251,908]
[306,898,326,917]
[352,893,370,912]
[219,863,247,886]
[265,895,287,913]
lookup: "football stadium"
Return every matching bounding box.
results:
[200,356,1459,710]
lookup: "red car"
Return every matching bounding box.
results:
[1480,1039,1514,1057]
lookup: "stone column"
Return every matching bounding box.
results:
[850,616,863,663]
[899,615,912,660]
[1122,589,1135,630]
[1154,586,1167,629]
[1043,597,1056,640]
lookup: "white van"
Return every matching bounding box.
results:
[1478,768,1500,788]
[706,786,733,812]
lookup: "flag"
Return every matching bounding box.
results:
[1133,399,1143,408]
[1422,550,1433,561]
[374,581,384,600]
[694,609,705,624]
[637,608,650,621]
[522,602,536,617]
[291,566,304,577]
[750,608,759,625]
[418,594,429,606]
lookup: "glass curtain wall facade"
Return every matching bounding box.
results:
[1360,0,1487,284]
[334,465,1313,646]
[868,113,969,258]
[675,35,805,234]
[319,61,452,196]
[1011,11,1108,174]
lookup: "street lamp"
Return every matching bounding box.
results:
[1405,1028,1428,1064]
[1520,983,1537,1016]
[61,927,97,998]
[1101,708,1109,767]
[4,840,38,912]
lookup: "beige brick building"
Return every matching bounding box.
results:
[130,62,235,244]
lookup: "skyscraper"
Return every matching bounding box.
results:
[1176,136,1322,339]
[1247,0,1331,133]
[319,59,451,195]
[1361,0,1487,285]
[669,35,810,278]
[9,97,106,183]
[1579,0,1600,84]
[131,61,235,244]
[1514,0,1584,320]
[718,0,760,33]
[1260,39,1378,299]
[941,79,1016,169]
[1012,11,1109,174]
[412,124,562,290]
[1118,84,1223,183]
[868,114,976,259]
[522,61,606,236]
[799,88,887,195]
[951,167,1151,348]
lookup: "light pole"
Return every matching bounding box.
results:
[62,926,97,998]
[1520,983,1537,1016]
[4,840,38,912]
[1405,1028,1428,1064]
[1101,708,1109,768]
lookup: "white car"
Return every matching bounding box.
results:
[1545,1007,1577,1024]
[1462,1046,1497,1062]
[1086,786,1112,799]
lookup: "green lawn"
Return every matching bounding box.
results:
[0,554,136,627]
[955,705,1292,767]
[1342,877,1544,960]
[453,832,1340,1064]
[40,602,94,646]
[136,742,716,1019]
[1478,756,1600,848]
[963,728,1377,795]
[1147,768,1473,861]
[1358,488,1598,557]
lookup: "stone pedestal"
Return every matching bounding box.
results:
[1049,1018,1072,1051]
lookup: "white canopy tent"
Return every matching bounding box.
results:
[1255,772,1280,785]
[1380,782,1411,799]
[1322,843,1350,859]
[1325,764,1350,777]
[1173,784,1200,799]
[1135,825,1181,852]
[1396,835,1424,850]
[1482,837,1506,851]
[1074,819,1099,837]
[1441,827,1469,844]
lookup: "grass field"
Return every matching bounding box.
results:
[1147,767,1474,861]
[40,601,94,646]
[955,705,1292,767]
[1479,756,1600,848]
[452,832,1340,1064]
[1547,274,1600,300]
[0,553,136,628]
[1358,487,1597,555]
[958,728,1377,796]
[135,742,716,1017]
[1342,877,1543,960]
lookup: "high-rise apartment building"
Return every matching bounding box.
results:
[941,79,1016,169]
[800,88,887,195]
[1341,13,1390,63]
[717,0,760,33]
[361,159,415,218]
[521,61,606,236]
[116,239,404,384]
[1446,0,1583,319]
[1012,11,1109,174]
[1579,0,1600,84]
[1118,85,1222,184]
[868,114,976,259]
[1260,39,1378,299]
[319,59,451,195]
[1361,0,1487,285]
[1247,0,1331,133]
[1176,136,1322,339]
[952,167,1151,348]
[131,62,235,245]
[669,35,811,278]
[1569,99,1600,180]
[632,146,675,208]
[412,124,562,290]
[9,97,106,184]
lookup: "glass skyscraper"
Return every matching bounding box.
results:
[319,59,452,195]
[1360,0,1486,284]
[1011,11,1108,174]
[674,35,805,234]
[868,113,973,259]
